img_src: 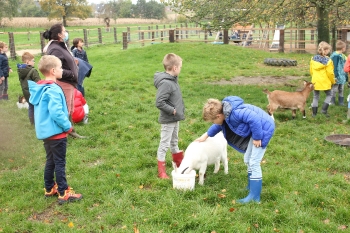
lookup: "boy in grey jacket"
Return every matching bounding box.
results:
[154,53,185,179]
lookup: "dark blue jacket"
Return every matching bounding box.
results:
[0,53,10,78]
[207,96,275,153]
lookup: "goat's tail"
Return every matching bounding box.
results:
[263,89,270,95]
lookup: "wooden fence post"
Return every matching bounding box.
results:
[204,29,207,43]
[40,31,45,55]
[152,31,155,42]
[169,30,174,43]
[163,25,166,37]
[122,32,128,50]
[156,25,159,38]
[279,29,285,53]
[141,32,144,47]
[176,28,179,41]
[161,31,163,42]
[98,28,102,44]
[83,29,88,47]
[148,26,151,39]
[127,27,130,42]
[113,27,117,43]
[138,26,141,40]
[180,24,183,39]
[8,32,16,60]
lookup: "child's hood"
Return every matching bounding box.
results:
[311,55,330,70]
[222,96,244,118]
[154,72,177,88]
[28,80,55,105]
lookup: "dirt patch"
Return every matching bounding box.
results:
[212,76,305,86]
[28,202,70,224]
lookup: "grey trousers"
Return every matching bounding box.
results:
[157,121,180,161]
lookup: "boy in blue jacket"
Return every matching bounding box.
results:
[29,55,82,205]
[196,97,275,203]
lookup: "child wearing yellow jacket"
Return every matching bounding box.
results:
[310,41,335,117]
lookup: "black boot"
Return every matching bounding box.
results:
[321,103,330,118]
[312,107,318,117]
[339,97,344,106]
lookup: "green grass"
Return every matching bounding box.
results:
[1,43,350,232]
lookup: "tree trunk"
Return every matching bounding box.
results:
[63,16,67,27]
[316,6,329,44]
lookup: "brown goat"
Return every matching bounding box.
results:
[263,80,314,119]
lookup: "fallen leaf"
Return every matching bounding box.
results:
[217,194,226,198]
[253,223,259,228]
[116,174,120,177]
[323,219,330,224]
[338,225,348,230]
[298,230,304,233]
[221,189,226,192]
[232,200,236,204]
[229,208,235,212]
[139,185,144,189]
[273,228,280,232]
[68,222,74,228]
[61,217,68,223]
[121,225,127,229]
[315,184,319,189]
[275,209,279,213]
[133,224,140,233]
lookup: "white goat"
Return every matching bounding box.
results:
[174,132,228,185]
[263,80,314,120]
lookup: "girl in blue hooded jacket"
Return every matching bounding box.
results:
[196,96,275,203]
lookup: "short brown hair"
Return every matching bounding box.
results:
[202,98,223,121]
[162,53,182,71]
[335,40,346,51]
[38,55,61,76]
[318,41,332,56]
[0,41,7,49]
[73,38,83,47]
[22,52,34,63]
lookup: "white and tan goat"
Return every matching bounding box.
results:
[263,80,314,120]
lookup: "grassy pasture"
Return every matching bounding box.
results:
[1,42,350,232]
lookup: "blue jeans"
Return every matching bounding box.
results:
[43,138,68,195]
[243,138,267,179]
[157,121,180,161]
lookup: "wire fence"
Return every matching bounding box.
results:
[1,24,350,59]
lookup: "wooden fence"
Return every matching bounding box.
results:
[1,24,350,59]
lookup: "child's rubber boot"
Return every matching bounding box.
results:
[238,178,262,204]
[157,160,169,179]
[172,151,184,168]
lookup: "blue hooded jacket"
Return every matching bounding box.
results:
[207,96,275,153]
[28,80,71,140]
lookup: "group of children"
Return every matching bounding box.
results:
[155,42,350,204]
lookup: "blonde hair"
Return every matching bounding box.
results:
[21,52,34,63]
[202,98,223,121]
[335,40,346,51]
[318,41,332,56]
[0,41,7,50]
[38,55,61,75]
[162,53,182,71]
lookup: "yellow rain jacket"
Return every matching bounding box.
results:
[310,55,335,90]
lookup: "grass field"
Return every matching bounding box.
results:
[1,42,350,232]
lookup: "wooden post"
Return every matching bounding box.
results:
[8,32,16,59]
[98,28,102,44]
[176,28,179,41]
[122,32,128,50]
[161,31,163,42]
[156,25,159,38]
[148,26,151,39]
[169,30,174,43]
[163,25,166,37]
[180,24,183,39]
[138,26,141,40]
[152,31,155,42]
[279,29,284,53]
[127,27,130,42]
[223,29,229,44]
[113,27,117,43]
[40,31,46,55]
[141,32,144,47]
[204,29,207,43]
[83,29,88,47]
[185,23,188,39]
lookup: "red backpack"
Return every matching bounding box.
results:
[344,55,350,73]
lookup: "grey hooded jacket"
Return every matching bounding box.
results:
[154,71,185,124]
